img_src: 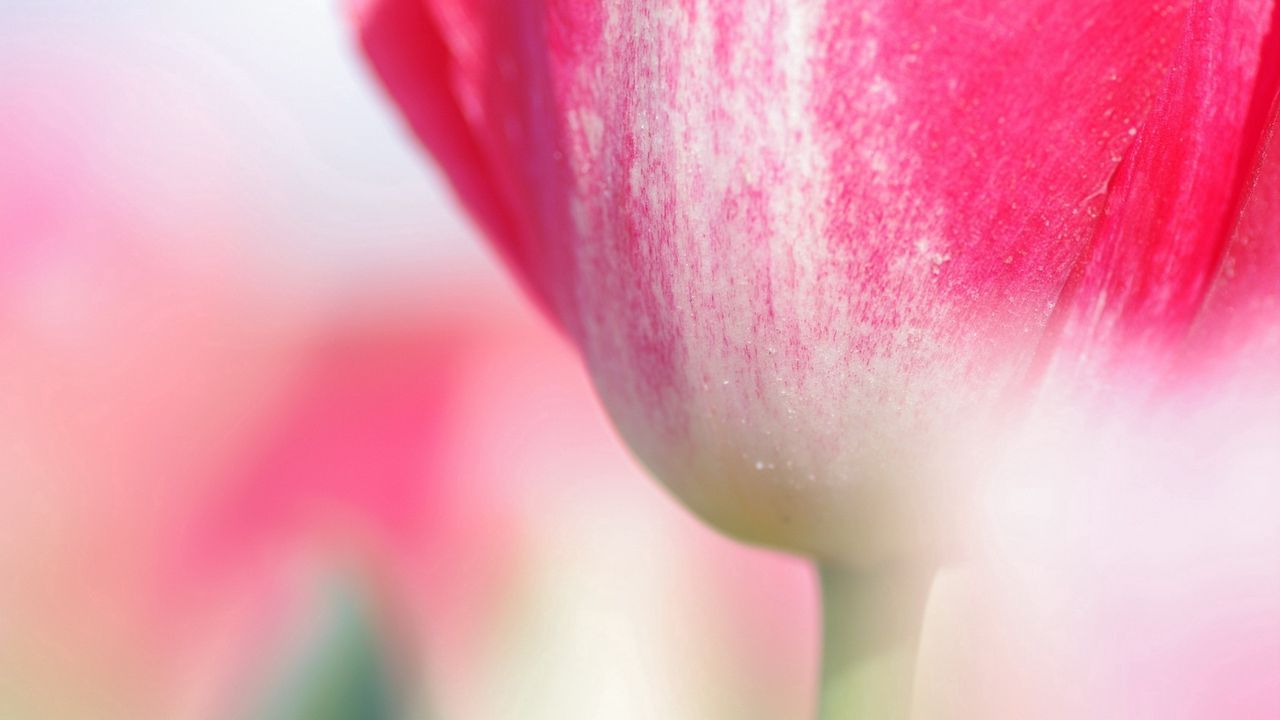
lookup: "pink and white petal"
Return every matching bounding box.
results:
[355,0,1279,561]
[538,1,1232,560]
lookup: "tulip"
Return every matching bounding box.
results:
[353,0,1279,715]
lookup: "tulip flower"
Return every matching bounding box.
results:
[354,0,1279,715]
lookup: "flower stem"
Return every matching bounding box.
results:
[817,564,935,719]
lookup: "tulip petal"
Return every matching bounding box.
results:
[355,0,581,325]
[1042,0,1279,387]
[353,0,541,313]
[356,0,1280,557]
[1183,8,1280,387]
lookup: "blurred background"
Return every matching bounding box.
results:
[0,2,816,718]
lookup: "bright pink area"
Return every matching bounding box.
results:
[1183,14,1280,386]
[1047,0,1277,383]
[816,1,1186,359]
[358,0,582,330]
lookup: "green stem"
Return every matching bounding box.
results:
[817,565,935,720]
